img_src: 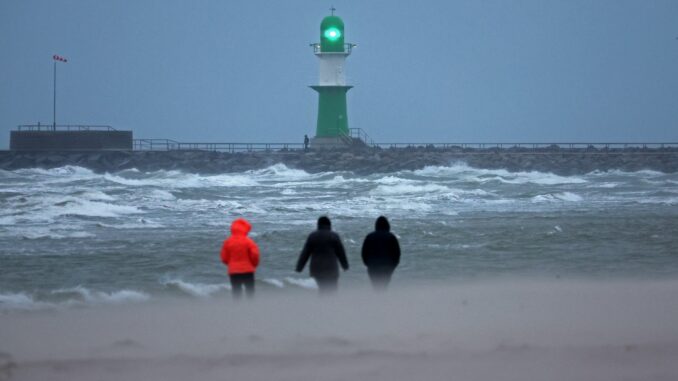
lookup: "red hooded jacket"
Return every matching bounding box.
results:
[220,218,260,275]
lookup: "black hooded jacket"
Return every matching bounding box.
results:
[361,217,401,272]
[296,217,349,278]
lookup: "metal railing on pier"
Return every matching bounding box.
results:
[133,139,304,153]
[17,124,117,131]
[348,128,376,146]
[372,142,678,150]
[132,135,678,153]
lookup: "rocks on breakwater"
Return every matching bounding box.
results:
[0,147,677,175]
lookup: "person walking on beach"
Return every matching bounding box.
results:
[304,134,310,151]
[361,216,401,291]
[296,216,349,294]
[220,218,260,299]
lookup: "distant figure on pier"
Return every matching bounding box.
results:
[220,218,260,300]
[361,216,401,291]
[304,134,310,151]
[296,216,349,294]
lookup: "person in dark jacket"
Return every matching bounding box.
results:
[296,216,349,294]
[361,216,401,290]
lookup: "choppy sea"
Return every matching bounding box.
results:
[1,163,677,310]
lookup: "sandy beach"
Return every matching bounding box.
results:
[2,279,677,381]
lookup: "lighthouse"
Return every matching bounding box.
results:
[310,8,356,148]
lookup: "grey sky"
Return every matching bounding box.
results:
[1,0,677,148]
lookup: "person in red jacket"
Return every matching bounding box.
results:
[220,218,260,299]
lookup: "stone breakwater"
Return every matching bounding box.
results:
[1,147,677,174]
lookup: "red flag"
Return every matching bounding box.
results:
[53,54,68,62]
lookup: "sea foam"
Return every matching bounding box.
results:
[52,286,150,305]
[262,278,285,288]
[0,292,50,310]
[0,287,150,310]
[249,163,315,180]
[104,171,259,188]
[370,183,449,196]
[531,192,583,203]
[162,279,231,297]
[414,164,587,185]
[49,199,143,218]
[284,277,318,290]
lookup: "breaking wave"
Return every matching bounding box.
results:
[284,277,318,290]
[103,171,260,188]
[51,286,149,304]
[531,192,583,203]
[162,279,231,297]
[0,287,150,311]
[0,292,50,310]
[413,164,588,185]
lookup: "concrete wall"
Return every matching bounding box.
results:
[10,131,133,151]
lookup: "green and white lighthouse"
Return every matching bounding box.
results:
[309,9,356,148]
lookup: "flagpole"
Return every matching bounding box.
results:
[53,59,57,131]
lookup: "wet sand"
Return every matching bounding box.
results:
[1,280,677,381]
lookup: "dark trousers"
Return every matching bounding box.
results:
[368,268,394,291]
[230,273,255,299]
[314,276,338,295]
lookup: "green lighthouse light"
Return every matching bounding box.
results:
[320,15,345,52]
[324,27,341,41]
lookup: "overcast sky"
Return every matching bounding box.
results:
[1,0,677,148]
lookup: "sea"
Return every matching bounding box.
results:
[1,162,677,310]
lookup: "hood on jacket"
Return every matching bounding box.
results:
[230,218,251,236]
[375,216,390,231]
[317,216,332,230]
